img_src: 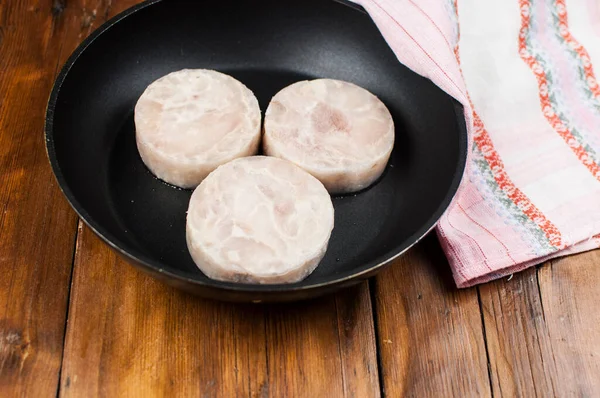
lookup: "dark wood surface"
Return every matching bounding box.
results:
[60,226,380,397]
[1,1,599,397]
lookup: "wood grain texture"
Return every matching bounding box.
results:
[372,235,491,397]
[0,0,145,395]
[479,249,600,398]
[60,226,380,397]
[479,268,558,397]
[0,0,83,396]
[538,251,600,396]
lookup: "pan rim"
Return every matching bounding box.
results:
[44,0,468,295]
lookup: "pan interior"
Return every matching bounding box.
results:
[48,0,466,290]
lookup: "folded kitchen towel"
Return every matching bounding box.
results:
[354,0,600,287]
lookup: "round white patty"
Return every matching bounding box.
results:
[263,79,395,194]
[186,156,334,284]
[135,69,261,188]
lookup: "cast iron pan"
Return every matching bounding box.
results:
[46,0,467,302]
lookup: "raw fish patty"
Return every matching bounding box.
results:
[263,79,395,194]
[186,156,334,284]
[135,69,261,188]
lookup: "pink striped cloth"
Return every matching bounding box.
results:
[354,0,600,287]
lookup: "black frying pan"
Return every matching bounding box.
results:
[45,0,467,302]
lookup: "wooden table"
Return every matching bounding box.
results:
[2,1,600,396]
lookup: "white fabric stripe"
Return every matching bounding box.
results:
[458,0,600,219]
[568,0,600,83]
[525,166,599,211]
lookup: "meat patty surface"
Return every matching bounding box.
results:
[263,79,395,194]
[186,156,334,284]
[135,69,261,188]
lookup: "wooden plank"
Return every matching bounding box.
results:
[60,226,380,397]
[538,251,600,396]
[0,0,86,396]
[0,0,148,395]
[372,235,492,397]
[478,249,600,397]
[478,268,558,397]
